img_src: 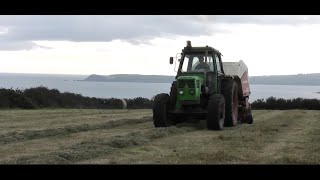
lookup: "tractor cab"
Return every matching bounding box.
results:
[170,41,224,74]
[169,41,225,111]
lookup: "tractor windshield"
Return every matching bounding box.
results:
[181,54,214,72]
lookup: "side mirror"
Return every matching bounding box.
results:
[169,57,174,64]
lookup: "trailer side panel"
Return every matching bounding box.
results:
[222,60,251,98]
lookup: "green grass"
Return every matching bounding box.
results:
[0,109,320,164]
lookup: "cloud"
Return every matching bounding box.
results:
[0,40,52,51]
[1,15,320,51]
[193,15,320,25]
[0,15,214,41]
[0,15,219,50]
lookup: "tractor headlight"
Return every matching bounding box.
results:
[179,90,184,95]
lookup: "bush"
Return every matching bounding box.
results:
[0,87,154,109]
[251,96,320,110]
[125,97,153,109]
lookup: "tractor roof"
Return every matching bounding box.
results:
[182,45,222,55]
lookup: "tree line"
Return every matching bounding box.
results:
[0,87,153,109]
[250,96,320,110]
[0,87,319,110]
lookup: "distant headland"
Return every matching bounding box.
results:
[81,73,320,86]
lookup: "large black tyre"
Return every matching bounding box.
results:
[238,106,247,123]
[153,93,172,127]
[222,79,238,127]
[207,94,225,130]
[246,104,253,124]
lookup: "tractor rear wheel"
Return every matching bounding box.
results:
[153,93,173,127]
[222,79,238,127]
[207,94,225,130]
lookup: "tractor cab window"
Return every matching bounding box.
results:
[215,54,222,73]
[181,54,214,72]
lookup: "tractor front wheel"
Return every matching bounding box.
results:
[153,93,173,127]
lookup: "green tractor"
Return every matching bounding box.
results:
[153,41,253,130]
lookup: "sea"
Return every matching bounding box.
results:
[1,73,320,103]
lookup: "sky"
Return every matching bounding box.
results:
[1,15,320,76]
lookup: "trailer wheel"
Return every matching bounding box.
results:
[247,104,253,124]
[239,106,247,123]
[153,93,173,127]
[207,94,225,130]
[222,79,238,127]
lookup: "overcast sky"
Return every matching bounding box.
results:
[1,15,320,76]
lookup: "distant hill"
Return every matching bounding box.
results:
[249,73,320,86]
[82,73,320,86]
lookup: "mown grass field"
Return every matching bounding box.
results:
[0,109,319,164]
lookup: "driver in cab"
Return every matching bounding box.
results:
[194,56,210,71]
